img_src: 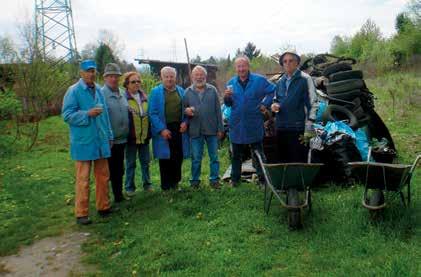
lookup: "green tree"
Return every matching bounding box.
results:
[243,42,261,60]
[395,12,413,33]
[330,35,350,56]
[95,43,116,75]
[191,55,202,63]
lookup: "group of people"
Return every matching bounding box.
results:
[62,50,318,225]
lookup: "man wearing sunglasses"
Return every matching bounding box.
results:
[263,50,319,162]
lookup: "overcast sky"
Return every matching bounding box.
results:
[0,0,409,63]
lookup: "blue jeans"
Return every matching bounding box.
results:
[190,135,219,185]
[231,141,265,183]
[125,143,151,192]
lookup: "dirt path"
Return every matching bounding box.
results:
[0,232,96,277]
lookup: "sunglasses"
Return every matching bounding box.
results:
[130,80,141,84]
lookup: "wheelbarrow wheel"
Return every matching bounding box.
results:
[368,189,385,220]
[286,188,303,229]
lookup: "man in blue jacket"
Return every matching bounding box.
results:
[263,50,319,162]
[62,60,114,225]
[224,56,276,186]
[148,66,189,190]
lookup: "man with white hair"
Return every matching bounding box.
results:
[148,66,190,191]
[183,65,224,189]
[224,56,276,187]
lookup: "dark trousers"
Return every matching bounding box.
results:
[276,130,308,163]
[107,143,126,202]
[159,122,183,190]
[231,141,266,183]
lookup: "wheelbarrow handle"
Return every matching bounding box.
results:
[409,155,421,175]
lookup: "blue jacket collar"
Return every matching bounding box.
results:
[78,78,99,91]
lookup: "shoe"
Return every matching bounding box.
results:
[229,180,240,187]
[76,216,92,225]
[211,181,221,189]
[190,181,200,189]
[144,186,154,192]
[126,191,136,197]
[98,206,119,217]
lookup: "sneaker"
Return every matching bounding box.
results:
[126,191,136,197]
[76,216,92,225]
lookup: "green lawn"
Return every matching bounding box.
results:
[0,72,420,276]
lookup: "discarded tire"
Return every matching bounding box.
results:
[322,62,353,77]
[327,79,365,94]
[329,70,363,82]
[322,104,359,129]
[331,97,362,109]
[351,105,366,119]
[328,89,362,101]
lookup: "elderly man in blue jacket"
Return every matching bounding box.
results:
[263,50,319,162]
[224,56,276,187]
[148,66,189,191]
[62,60,114,225]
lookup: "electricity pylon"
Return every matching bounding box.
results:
[34,0,78,63]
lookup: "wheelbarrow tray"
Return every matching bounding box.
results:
[349,161,412,191]
[264,163,323,190]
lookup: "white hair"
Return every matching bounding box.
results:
[160,66,177,76]
[234,55,250,65]
[192,65,207,76]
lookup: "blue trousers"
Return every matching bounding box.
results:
[190,135,219,185]
[125,142,151,192]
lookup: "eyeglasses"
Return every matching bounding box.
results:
[130,80,141,84]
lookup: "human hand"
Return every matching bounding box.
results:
[88,107,103,117]
[271,103,281,113]
[179,122,188,133]
[161,129,172,140]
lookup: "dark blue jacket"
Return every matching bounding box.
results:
[224,73,276,144]
[263,70,318,131]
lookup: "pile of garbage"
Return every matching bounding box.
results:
[303,54,397,184]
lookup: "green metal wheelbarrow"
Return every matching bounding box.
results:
[349,150,420,218]
[254,150,323,229]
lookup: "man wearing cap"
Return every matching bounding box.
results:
[62,60,115,225]
[263,50,319,162]
[224,56,276,187]
[101,63,129,203]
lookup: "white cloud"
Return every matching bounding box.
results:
[0,0,409,63]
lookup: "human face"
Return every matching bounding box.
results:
[161,70,176,90]
[80,69,96,86]
[282,54,299,76]
[192,69,206,89]
[127,74,141,94]
[235,58,249,80]
[104,74,120,91]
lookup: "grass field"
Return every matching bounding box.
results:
[0,72,420,276]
